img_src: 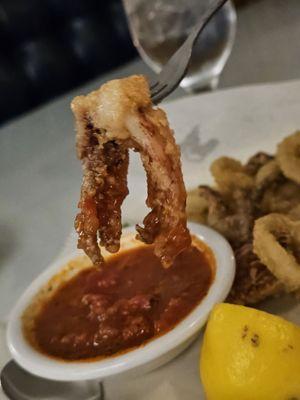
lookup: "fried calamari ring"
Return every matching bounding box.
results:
[277,131,300,184]
[210,156,254,193]
[253,214,300,291]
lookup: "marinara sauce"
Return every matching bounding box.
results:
[31,242,214,360]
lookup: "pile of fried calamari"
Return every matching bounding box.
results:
[187,131,300,305]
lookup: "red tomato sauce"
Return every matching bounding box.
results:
[31,243,214,361]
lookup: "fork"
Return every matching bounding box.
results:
[150,0,229,104]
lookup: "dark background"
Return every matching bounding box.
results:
[0,0,137,125]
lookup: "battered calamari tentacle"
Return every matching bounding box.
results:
[249,145,300,216]
[253,213,300,291]
[129,108,191,266]
[277,131,300,184]
[252,160,283,206]
[259,180,300,215]
[198,186,254,246]
[210,156,254,193]
[72,102,129,267]
[96,141,129,252]
[255,160,282,191]
[73,114,105,266]
[71,75,190,267]
[227,242,283,305]
[244,152,274,176]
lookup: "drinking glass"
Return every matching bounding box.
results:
[123,0,237,92]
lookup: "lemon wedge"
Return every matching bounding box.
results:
[200,303,300,400]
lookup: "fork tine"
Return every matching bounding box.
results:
[151,92,163,105]
[150,81,159,90]
[151,85,171,105]
[151,83,168,97]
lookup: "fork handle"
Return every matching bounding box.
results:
[189,0,229,46]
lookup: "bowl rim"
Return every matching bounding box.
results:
[7,222,235,381]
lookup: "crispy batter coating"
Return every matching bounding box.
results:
[210,156,254,193]
[255,160,282,192]
[244,152,274,176]
[253,214,300,291]
[277,131,300,184]
[260,180,300,215]
[227,243,283,305]
[198,186,254,247]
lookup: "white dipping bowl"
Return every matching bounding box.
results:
[7,222,235,381]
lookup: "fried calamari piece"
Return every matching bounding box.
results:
[228,243,283,305]
[252,160,284,210]
[198,186,254,247]
[289,204,300,220]
[259,180,300,215]
[249,159,300,218]
[186,188,209,224]
[255,160,282,191]
[253,214,300,291]
[72,102,129,266]
[133,107,191,267]
[186,131,300,305]
[244,152,274,176]
[72,75,190,267]
[210,156,254,193]
[277,131,300,184]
